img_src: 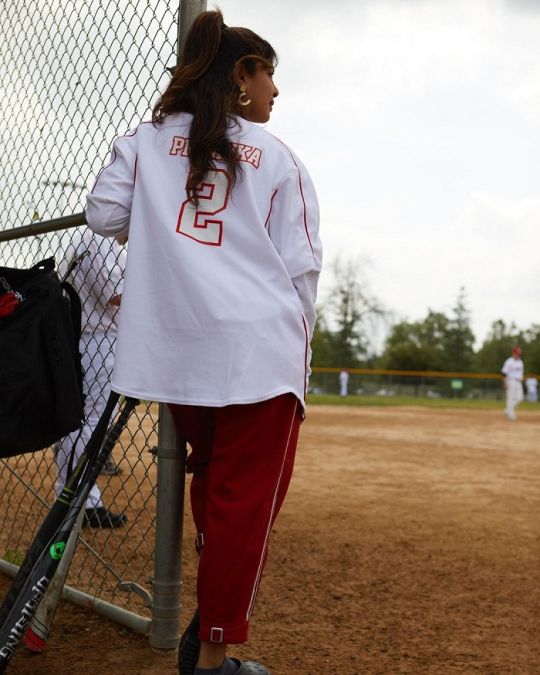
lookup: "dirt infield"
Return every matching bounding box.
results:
[2,405,539,674]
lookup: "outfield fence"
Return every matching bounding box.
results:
[0,0,207,651]
[310,367,527,400]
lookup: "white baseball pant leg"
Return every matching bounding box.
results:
[505,379,524,419]
[54,334,115,508]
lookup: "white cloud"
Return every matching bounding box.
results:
[330,191,540,346]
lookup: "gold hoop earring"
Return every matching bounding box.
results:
[238,85,251,107]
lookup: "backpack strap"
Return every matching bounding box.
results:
[32,257,56,272]
[61,251,89,283]
[60,281,83,388]
[60,279,86,478]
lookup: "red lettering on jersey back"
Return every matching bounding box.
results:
[169,136,261,168]
[235,143,250,162]
[246,147,262,168]
[231,142,261,168]
[170,136,189,156]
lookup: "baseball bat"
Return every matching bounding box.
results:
[0,391,119,629]
[22,507,86,653]
[0,395,137,672]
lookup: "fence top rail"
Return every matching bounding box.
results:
[0,212,87,242]
[311,367,522,380]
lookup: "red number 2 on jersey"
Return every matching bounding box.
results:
[176,169,231,246]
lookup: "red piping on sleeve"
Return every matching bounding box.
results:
[273,137,315,257]
[295,167,314,256]
[264,189,278,230]
[91,127,138,193]
[91,147,117,193]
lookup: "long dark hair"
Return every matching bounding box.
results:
[152,10,277,202]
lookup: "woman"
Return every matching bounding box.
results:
[87,10,322,675]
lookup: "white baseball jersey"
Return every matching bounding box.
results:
[526,376,537,394]
[59,229,125,337]
[501,357,524,382]
[86,113,322,407]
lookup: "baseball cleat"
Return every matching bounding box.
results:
[83,507,127,528]
[100,454,123,475]
[178,611,271,675]
[232,659,271,674]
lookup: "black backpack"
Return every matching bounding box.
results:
[0,257,84,458]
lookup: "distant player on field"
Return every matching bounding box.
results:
[525,375,538,402]
[501,346,524,420]
[86,9,322,675]
[339,369,349,397]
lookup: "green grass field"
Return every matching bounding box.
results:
[307,394,540,410]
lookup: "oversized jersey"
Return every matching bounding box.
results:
[86,113,322,407]
[501,357,524,382]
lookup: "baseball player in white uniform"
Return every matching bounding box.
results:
[85,10,322,675]
[501,346,524,420]
[339,369,350,397]
[525,375,538,402]
[54,229,127,527]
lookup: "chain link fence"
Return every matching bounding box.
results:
[0,0,203,646]
[0,0,177,232]
[310,368,508,400]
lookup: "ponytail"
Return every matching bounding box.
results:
[176,10,223,85]
[152,10,277,203]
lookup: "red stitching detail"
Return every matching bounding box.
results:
[90,147,117,193]
[91,127,139,193]
[264,188,278,230]
[271,136,314,256]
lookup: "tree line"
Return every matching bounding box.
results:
[312,257,540,375]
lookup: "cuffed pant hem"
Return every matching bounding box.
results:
[199,620,249,645]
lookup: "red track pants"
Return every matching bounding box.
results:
[169,393,302,644]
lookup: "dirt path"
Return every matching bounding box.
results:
[2,405,539,674]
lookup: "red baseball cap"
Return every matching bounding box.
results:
[512,345,522,356]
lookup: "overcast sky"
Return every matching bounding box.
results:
[218,0,540,345]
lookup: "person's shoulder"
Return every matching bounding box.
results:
[153,112,192,130]
[233,119,300,168]
[127,114,192,140]
[259,128,313,179]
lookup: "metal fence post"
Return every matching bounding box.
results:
[149,405,186,649]
[178,0,208,53]
[149,0,207,651]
